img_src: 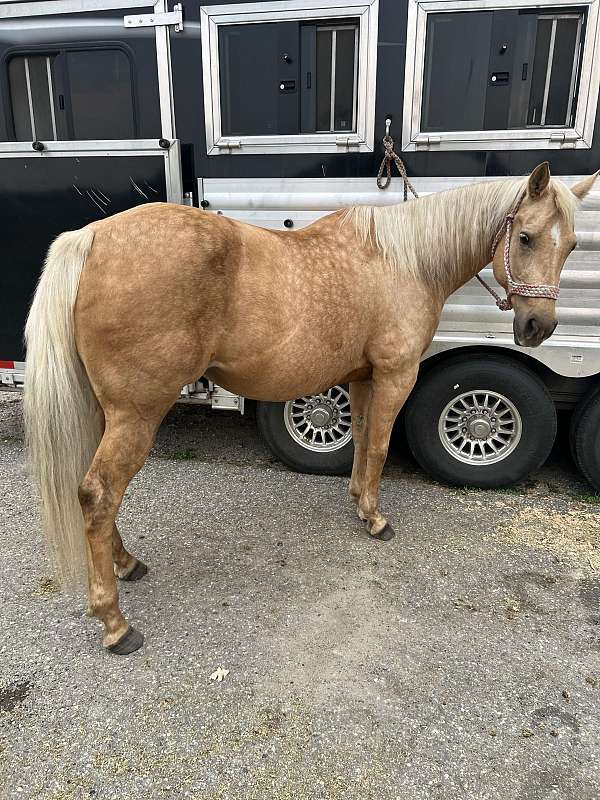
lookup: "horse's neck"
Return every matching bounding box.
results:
[443,236,494,300]
[422,182,509,301]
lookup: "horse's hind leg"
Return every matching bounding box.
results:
[112,524,148,581]
[349,380,372,503]
[79,410,159,654]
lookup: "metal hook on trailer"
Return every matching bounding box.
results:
[376,116,418,199]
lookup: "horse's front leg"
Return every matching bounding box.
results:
[349,379,372,503]
[357,365,418,540]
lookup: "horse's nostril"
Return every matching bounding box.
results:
[524,316,540,340]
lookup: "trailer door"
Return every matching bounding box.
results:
[0,0,181,378]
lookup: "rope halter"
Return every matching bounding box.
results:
[476,192,561,312]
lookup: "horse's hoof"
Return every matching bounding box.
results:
[370,523,395,542]
[121,560,148,582]
[106,626,144,655]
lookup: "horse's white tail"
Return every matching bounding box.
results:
[24,227,102,589]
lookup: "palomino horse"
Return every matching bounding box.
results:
[24,162,597,654]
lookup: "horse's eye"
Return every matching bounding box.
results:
[519,232,530,245]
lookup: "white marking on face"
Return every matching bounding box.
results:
[551,223,561,247]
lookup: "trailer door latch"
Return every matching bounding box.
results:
[124,3,183,31]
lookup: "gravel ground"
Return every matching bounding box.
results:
[1,391,599,800]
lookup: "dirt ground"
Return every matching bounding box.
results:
[0,391,599,799]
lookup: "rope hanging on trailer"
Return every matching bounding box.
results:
[376,118,418,200]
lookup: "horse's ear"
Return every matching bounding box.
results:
[571,170,600,200]
[527,162,551,199]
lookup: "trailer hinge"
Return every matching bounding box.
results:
[124,3,183,30]
[549,131,579,146]
[335,136,361,151]
[415,135,441,149]
[216,140,242,150]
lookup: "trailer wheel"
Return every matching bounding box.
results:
[404,355,556,488]
[256,386,354,475]
[569,382,600,474]
[570,385,600,492]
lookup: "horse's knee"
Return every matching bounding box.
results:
[352,413,366,434]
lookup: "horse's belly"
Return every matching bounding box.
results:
[205,351,370,402]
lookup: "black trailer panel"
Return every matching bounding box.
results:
[0,154,168,363]
[0,2,180,366]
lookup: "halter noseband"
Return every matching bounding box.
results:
[476,192,561,312]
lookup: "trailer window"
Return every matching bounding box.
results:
[312,24,358,133]
[201,0,378,155]
[7,47,136,141]
[66,50,135,140]
[9,55,57,141]
[218,21,358,138]
[528,15,581,126]
[421,10,583,132]
[403,0,599,152]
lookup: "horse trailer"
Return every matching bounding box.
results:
[1,0,600,489]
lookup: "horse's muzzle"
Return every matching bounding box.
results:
[513,312,557,348]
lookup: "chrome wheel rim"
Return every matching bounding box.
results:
[438,390,522,465]
[284,386,352,453]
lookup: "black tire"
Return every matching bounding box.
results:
[256,387,354,475]
[569,382,600,473]
[404,355,557,488]
[570,385,600,492]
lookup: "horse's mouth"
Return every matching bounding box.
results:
[513,314,557,348]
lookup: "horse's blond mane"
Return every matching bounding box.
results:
[344,177,578,294]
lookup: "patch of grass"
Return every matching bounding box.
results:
[577,493,600,505]
[168,448,198,461]
[498,506,600,572]
[455,486,483,496]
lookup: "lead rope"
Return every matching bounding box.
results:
[376,119,418,201]
[475,217,514,311]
